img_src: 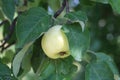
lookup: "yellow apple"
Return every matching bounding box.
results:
[41,25,70,59]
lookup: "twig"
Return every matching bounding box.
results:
[0,17,17,52]
[24,0,28,6]
[54,0,66,18]
[66,0,70,13]
[1,41,15,52]
[0,20,8,27]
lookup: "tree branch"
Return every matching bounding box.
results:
[66,0,70,13]
[24,0,28,6]
[54,0,66,18]
[1,41,15,52]
[0,17,17,53]
[0,20,8,27]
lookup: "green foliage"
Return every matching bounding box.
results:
[92,0,120,14]
[16,7,52,48]
[86,61,114,80]
[13,42,33,77]
[0,62,16,80]
[85,52,119,80]
[0,0,120,80]
[1,0,15,21]
[65,11,88,22]
[63,23,90,61]
[31,37,77,80]
[38,57,77,80]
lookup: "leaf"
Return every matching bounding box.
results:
[62,23,90,61]
[65,11,88,31]
[47,57,77,80]
[31,37,49,73]
[109,0,120,14]
[65,11,88,22]
[94,52,119,75]
[17,49,32,78]
[91,0,120,14]
[39,61,55,80]
[16,7,52,48]
[37,57,77,80]
[86,61,114,80]
[1,50,15,64]
[0,62,16,80]
[0,62,11,76]
[1,0,15,21]
[12,42,33,77]
[86,52,120,80]
[0,10,4,19]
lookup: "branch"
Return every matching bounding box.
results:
[66,0,70,13]
[0,41,15,52]
[24,0,28,6]
[0,20,8,27]
[54,0,66,18]
[0,17,17,53]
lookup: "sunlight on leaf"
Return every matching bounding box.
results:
[13,42,33,77]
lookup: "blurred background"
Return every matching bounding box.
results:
[0,0,120,79]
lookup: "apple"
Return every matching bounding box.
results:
[41,25,70,59]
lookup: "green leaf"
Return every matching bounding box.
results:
[65,11,88,22]
[1,50,15,64]
[91,0,120,14]
[94,52,119,75]
[39,61,55,80]
[109,0,120,14]
[0,62,16,80]
[37,57,77,80]
[48,57,77,80]
[16,7,52,48]
[1,0,15,21]
[65,11,88,31]
[17,49,32,78]
[86,52,120,80]
[0,62,11,75]
[0,10,4,19]
[31,37,49,73]
[86,61,114,80]
[12,42,33,77]
[62,23,90,61]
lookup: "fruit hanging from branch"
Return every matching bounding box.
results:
[41,25,70,59]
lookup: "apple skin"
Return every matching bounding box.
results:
[41,25,70,59]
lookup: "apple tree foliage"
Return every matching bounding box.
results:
[0,0,120,80]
